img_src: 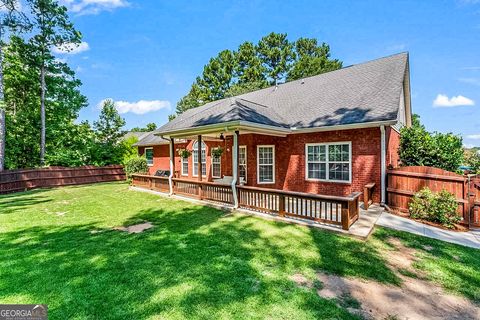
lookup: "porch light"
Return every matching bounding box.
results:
[219,133,225,140]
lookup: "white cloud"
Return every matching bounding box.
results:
[52,41,90,55]
[458,77,480,86]
[98,99,171,115]
[432,94,475,107]
[60,0,129,15]
[466,134,480,139]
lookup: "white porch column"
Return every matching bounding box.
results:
[168,138,175,195]
[380,125,386,205]
[231,130,239,208]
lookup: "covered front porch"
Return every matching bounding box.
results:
[133,123,364,230]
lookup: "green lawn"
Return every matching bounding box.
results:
[0,182,478,319]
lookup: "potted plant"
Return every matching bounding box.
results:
[211,147,224,158]
[177,148,191,158]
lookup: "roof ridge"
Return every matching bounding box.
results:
[231,52,409,99]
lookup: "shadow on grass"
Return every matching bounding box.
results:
[0,202,402,319]
[0,189,53,214]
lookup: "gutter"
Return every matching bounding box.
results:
[155,119,397,138]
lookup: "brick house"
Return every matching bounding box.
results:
[135,53,411,208]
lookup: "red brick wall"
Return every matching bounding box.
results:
[386,127,401,168]
[238,128,381,203]
[139,144,185,175]
[138,126,394,203]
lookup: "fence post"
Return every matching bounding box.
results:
[341,202,349,230]
[198,183,203,200]
[279,194,285,217]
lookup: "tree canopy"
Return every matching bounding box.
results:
[398,115,464,172]
[175,32,342,115]
[1,0,129,169]
[130,123,157,132]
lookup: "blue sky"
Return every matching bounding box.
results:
[57,0,480,147]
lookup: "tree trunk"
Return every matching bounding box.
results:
[0,108,5,171]
[40,64,45,166]
[0,24,5,171]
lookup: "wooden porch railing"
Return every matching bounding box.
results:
[131,175,234,204]
[237,186,361,230]
[131,174,361,230]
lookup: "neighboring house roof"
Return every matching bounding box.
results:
[132,131,169,147]
[123,131,151,141]
[157,52,410,135]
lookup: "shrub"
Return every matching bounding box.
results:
[464,149,480,174]
[124,156,149,180]
[399,114,464,172]
[408,187,461,228]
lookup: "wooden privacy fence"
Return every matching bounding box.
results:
[0,165,125,194]
[387,166,480,227]
[131,174,362,230]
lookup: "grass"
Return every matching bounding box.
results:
[0,182,478,319]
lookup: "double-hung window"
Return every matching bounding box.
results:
[211,149,221,178]
[145,147,154,166]
[181,156,188,176]
[306,142,351,182]
[257,145,275,184]
[192,140,206,177]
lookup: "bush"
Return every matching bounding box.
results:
[124,156,149,180]
[399,114,463,172]
[464,149,480,174]
[409,187,461,228]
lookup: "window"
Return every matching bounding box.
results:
[181,156,188,176]
[257,145,275,184]
[192,140,206,177]
[211,148,221,178]
[239,146,247,182]
[145,147,154,166]
[305,142,351,182]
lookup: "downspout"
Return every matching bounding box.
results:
[380,125,386,205]
[231,131,239,208]
[168,137,174,195]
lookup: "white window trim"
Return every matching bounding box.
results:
[145,147,154,167]
[192,140,207,177]
[239,145,247,182]
[257,145,275,184]
[305,141,352,184]
[211,148,221,178]
[181,156,188,176]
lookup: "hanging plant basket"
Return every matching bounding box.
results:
[177,148,191,158]
[211,147,224,158]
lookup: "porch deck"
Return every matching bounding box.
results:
[132,174,362,230]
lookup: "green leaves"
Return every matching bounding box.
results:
[399,115,464,172]
[409,187,461,228]
[176,32,342,114]
[256,32,295,85]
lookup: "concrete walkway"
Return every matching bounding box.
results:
[376,212,480,249]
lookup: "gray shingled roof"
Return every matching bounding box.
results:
[123,131,150,141]
[133,131,169,146]
[158,53,408,134]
